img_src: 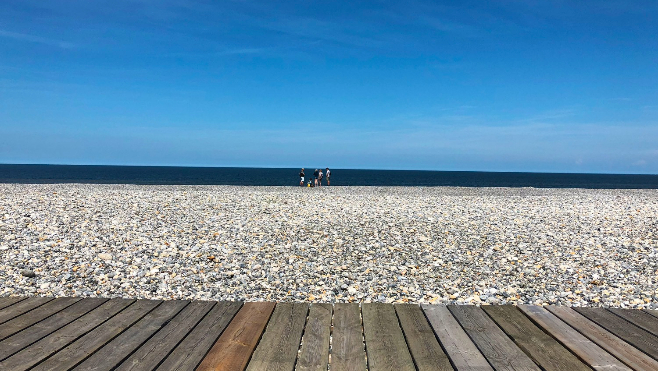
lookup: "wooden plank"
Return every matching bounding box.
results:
[644,309,658,319]
[0,296,27,311]
[608,308,658,337]
[575,307,658,360]
[395,304,453,371]
[30,299,160,371]
[116,301,216,371]
[0,298,107,362]
[518,305,631,371]
[362,302,415,371]
[448,305,540,371]
[0,296,53,325]
[331,303,367,371]
[483,305,590,371]
[73,300,189,371]
[0,297,81,341]
[195,302,274,371]
[0,298,134,371]
[422,304,492,371]
[296,303,332,371]
[157,301,243,371]
[547,306,658,371]
[245,303,308,371]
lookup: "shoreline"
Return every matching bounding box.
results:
[1,184,657,307]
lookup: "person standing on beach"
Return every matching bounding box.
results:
[318,169,323,187]
[313,169,319,187]
[299,168,305,186]
[325,168,330,186]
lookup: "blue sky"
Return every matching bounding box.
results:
[1,0,657,173]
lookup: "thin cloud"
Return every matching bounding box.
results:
[0,29,75,49]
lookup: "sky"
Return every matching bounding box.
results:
[0,0,657,173]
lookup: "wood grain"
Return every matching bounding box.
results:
[296,303,332,371]
[0,296,53,325]
[483,305,590,371]
[395,304,453,371]
[547,305,658,371]
[518,305,631,371]
[608,308,658,337]
[0,298,134,371]
[0,296,27,311]
[156,301,243,371]
[422,304,492,371]
[0,297,80,341]
[448,305,540,371]
[196,302,275,371]
[116,301,216,371]
[362,302,415,371]
[331,303,367,371]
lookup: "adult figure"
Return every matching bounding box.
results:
[313,169,319,187]
[318,169,323,187]
[325,168,331,185]
[299,168,305,186]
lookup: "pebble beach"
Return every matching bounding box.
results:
[1,184,657,308]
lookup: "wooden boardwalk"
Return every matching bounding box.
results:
[1,297,658,370]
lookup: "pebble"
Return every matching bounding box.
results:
[0,184,656,307]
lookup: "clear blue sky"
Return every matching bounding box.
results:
[1,0,657,173]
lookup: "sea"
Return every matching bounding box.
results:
[1,164,657,189]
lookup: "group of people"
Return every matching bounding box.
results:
[299,168,330,187]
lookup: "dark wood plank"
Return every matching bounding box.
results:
[483,305,590,371]
[73,300,189,371]
[575,307,658,360]
[547,306,658,371]
[245,303,309,371]
[608,308,658,337]
[644,309,658,319]
[448,305,540,371]
[296,303,332,371]
[519,305,631,371]
[0,298,134,371]
[116,301,216,371]
[0,296,53,324]
[157,301,242,371]
[0,298,107,362]
[30,299,160,371]
[395,304,453,371]
[422,304,493,371]
[362,302,415,371]
[196,302,274,371]
[0,297,81,341]
[0,296,27,311]
[331,303,367,371]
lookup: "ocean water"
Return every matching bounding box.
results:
[0,164,657,188]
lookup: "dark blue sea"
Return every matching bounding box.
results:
[0,164,657,188]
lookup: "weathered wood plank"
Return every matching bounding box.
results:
[0,297,81,342]
[448,305,540,371]
[245,303,308,371]
[547,306,658,371]
[483,305,590,371]
[157,301,243,371]
[0,296,53,325]
[73,300,189,371]
[395,304,453,371]
[0,298,107,361]
[0,298,134,371]
[644,309,658,319]
[331,303,367,371]
[116,301,215,371]
[519,305,631,371]
[296,303,332,371]
[608,308,658,337]
[0,296,27,311]
[362,302,415,371]
[31,299,160,371]
[422,304,492,371]
[196,302,275,371]
[575,307,658,360]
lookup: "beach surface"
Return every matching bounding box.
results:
[1,184,657,307]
